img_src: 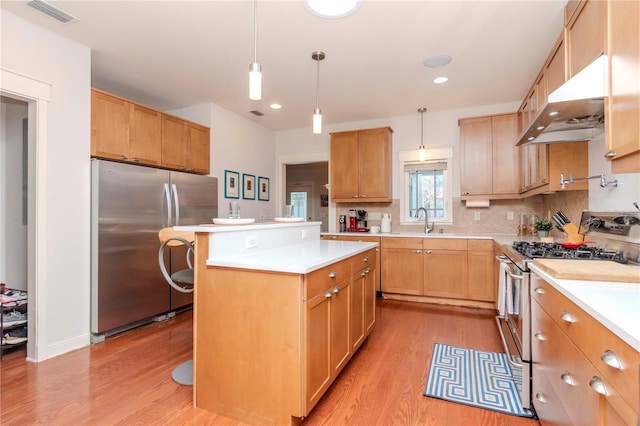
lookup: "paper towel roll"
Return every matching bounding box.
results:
[465,200,490,208]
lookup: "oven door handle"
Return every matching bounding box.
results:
[504,267,524,281]
[495,316,524,368]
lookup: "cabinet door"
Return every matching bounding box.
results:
[357,127,391,200]
[491,114,519,194]
[350,270,365,351]
[330,280,351,376]
[128,103,161,165]
[381,248,423,295]
[466,240,494,302]
[305,291,331,410]
[546,34,566,95]
[460,116,492,195]
[567,0,606,78]
[606,0,640,172]
[187,123,210,174]
[423,250,467,299]
[364,265,376,334]
[161,114,187,170]
[330,131,359,200]
[91,89,128,160]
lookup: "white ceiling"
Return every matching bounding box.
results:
[1,0,567,131]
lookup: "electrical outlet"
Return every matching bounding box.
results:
[507,211,514,220]
[245,235,258,249]
[474,212,481,221]
[368,212,382,220]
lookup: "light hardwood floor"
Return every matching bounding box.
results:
[1,300,540,425]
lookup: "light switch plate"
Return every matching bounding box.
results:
[245,235,258,248]
[474,212,481,221]
[368,212,382,220]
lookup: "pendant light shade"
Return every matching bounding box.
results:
[418,107,427,161]
[249,0,261,100]
[312,51,325,134]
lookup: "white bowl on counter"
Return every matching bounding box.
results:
[273,217,304,223]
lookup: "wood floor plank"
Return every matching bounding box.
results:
[1,300,540,425]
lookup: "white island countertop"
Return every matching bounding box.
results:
[529,264,640,351]
[207,240,378,274]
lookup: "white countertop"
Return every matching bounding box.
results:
[529,264,640,351]
[207,240,378,274]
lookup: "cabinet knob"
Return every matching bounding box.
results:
[415,250,422,254]
[361,271,367,277]
[461,191,470,195]
[560,371,575,386]
[328,272,337,278]
[534,287,545,294]
[351,195,359,198]
[329,236,337,240]
[119,155,127,160]
[130,157,139,163]
[600,350,623,370]
[535,392,548,403]
[589,376,609,396]
[363,256,369,262]
[325,291,333,298]
[534,331,546,341]
[604,150,616,158]
[425,250,432,254]
[560,311,576,323]
[332,286,341,294]
[360,195,367,198]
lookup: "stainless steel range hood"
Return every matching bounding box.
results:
[516,55,606,146]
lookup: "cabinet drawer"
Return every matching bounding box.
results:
[468,239,493,251]
[306,260,350,300]
[349,248,377,272]
[423,238,467,250]
[381,237,422,250]
[532,274,640,415]
[532,362,572,426]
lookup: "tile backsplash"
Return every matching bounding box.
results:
[335,190,588,237]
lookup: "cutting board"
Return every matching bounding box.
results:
[533,259,640,283]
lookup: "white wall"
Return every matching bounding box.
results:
[0,98,28,290]
[1,11,91,358]
[588,132,640,211]
[169,103,276,221]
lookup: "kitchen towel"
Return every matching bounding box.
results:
[497,261,509,316]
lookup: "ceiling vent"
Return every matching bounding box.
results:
[27,0,78,23]
[249,110,264,117]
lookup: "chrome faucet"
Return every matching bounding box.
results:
[414,207,434,234]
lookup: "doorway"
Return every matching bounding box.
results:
[284,162,328,231]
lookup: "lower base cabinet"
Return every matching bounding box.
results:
[195,241,377,425]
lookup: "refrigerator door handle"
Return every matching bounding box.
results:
[164,183,172,226]
[172,183,180,225]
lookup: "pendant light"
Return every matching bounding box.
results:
[249,0,261,100]
[418,107,427,161]
[312,51,325,134]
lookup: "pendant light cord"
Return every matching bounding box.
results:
[253,0,258,63]
[315,58,320,109]
[418,107,427,149]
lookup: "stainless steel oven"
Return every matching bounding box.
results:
[496,250,532,410]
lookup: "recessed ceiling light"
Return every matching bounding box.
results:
[424,55,452,68]
[270,103,282,110]
[433,77,449,84]
[304,0,361,19]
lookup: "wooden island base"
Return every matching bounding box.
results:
[193,233,377,424]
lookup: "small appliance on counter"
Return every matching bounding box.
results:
[348,209,369,232]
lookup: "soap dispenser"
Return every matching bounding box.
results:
[381,213,391,233]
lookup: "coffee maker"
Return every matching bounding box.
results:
[348,209,368,232]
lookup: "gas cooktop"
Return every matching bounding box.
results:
[511,241,627,263]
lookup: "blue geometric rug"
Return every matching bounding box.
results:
[424,343,534,418]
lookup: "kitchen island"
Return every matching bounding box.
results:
[176,222,378,425]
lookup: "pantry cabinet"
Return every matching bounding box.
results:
[330,127,392,203]
[459,113,519,199]
[91,88,210,174]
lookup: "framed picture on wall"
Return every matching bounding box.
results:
[224,170,240,198]
[243,173,256,200]
[258,176,270,201]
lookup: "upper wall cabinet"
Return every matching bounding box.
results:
[605,0,640,172]
[459,113,519,199]
[330,127,392,203]
[566,0,606,78]
[91,88,210,174]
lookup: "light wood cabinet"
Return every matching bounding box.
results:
[322,235,381,294]
[330,127,392,203]
[531,273,639,425]
[194,238,377,424]
[605,0,640,173]
[92,88,210,174]
[381,238,423,295]
[423,239,468,299]
[546,34,566,96]
[466,240,495,302]
[566,0,606,78]
[520,142,589,195]
[460,113,519,199]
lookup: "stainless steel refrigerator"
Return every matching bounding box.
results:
[91,159,218,336]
